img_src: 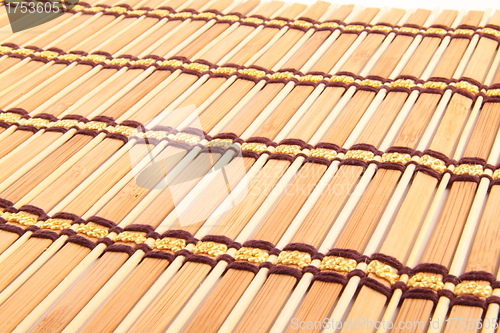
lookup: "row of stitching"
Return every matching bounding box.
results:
[0,207,497,304]
[0,112,499,177]
[0,47,498,97]
[1,0,498,38]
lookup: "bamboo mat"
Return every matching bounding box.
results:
[0,0,500,332]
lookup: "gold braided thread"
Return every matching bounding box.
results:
[220,14,240,22]
[426,27,449,35]
[397,27,422,34]
[207,139,236,149]
[0,112,22,123]
[192,241,228,258]
[195,12,218,20]
[478,27,500,38]
[81,6,106,13]
[135,130,171,140]
[183,63,211,72]
[18,118,51,128]
[40,218,72,231]
[234,247,269,264]
[153,237,186,253]
[298,74,324,82]
[370,25,393,33]
[273,145,304,156]
[269,72,297,80]
[387,79,417,89]
[9,47,36,56]
[344,150,376,162]
[213,66,238,75]
[114,232,147,244]
[290,20,314,29]
[407,272,445,291]
[366,260,399,285]
[276,251,312,269]
[418,155,447,173]
[359,79,383,87]
[75,224,109,239]
[267,19,288,26]
[81,54,108,63]
[486,88,500,97]
[310,148,338,160]
[454,29,475,36]
[451,81,480,94]
[36,50,61,60]
[381,152,412,164]
[0,113,83,129]
[319,256,357,272]
[148,9,171,17]
[493,169,500,180]
[170,132,202,145]
[58,53,82,62]
[453,164,485,176]
[343,24,365,31]
[240,142,268,153]
[454,281,493,298]
[2,212,37,227]
[241,17,264,25]
[136,58,165,67]
[107,125,139,136]
[318,22,340,29]
[330,75,356,84]
[81,121,109,131]
[127,9,148,16]
[239,68,267,78]
[49,119,80,128]
[421,81,448,90]
[107,58,134,66]
[101,6,127,14]
[170,11,193,19]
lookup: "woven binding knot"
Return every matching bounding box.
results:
[40,218,72,230]
[273,144,303,156]
[207,139,235,149]
[234,247,269,264]
[454,281,492,298]
[310,148,338,160]
[367,260,399,285]
[453,164,484,176]
[192,241,228,258]
[407,272,444,291]
[319,256,357,272]
[451,81,480,94]
[0,112,22,122]
[170,132,201,145]
[345,149,375,162]
[381,152,412,164]
[153,237,186,252]
[418,155,447,172]
[241,142,268,153]
[82,121,109,131]
[3,212,37,226]
[115,231,147,244]
[75,224,108,238]
[276,250,311,268]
